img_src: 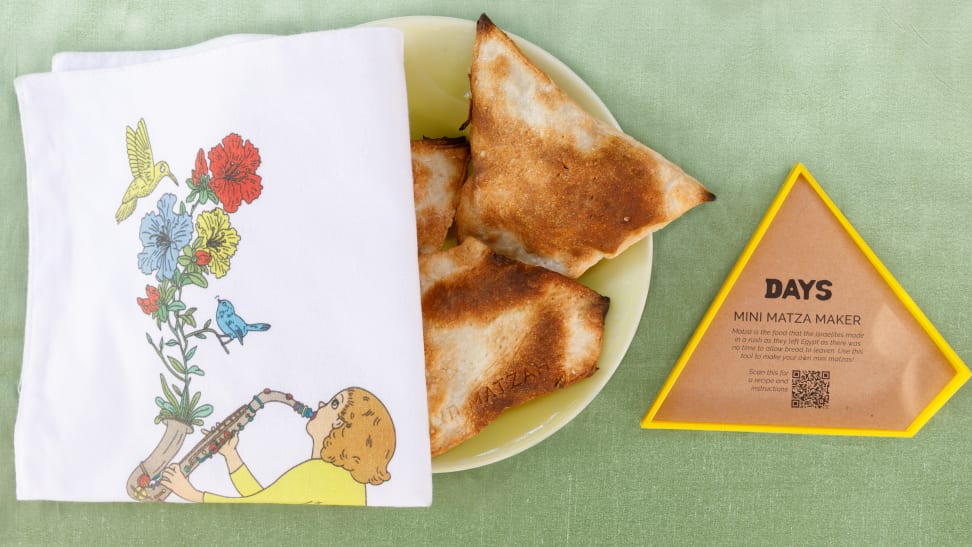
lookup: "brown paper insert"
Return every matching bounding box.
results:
[642,164,968,435]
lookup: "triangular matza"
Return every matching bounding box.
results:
[411,137,470,254]
[420,237,609,456]
[456,14,714,278]
[642,163,969,436]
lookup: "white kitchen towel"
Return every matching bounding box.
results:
[51,34,271,71]
[15,27,431,506]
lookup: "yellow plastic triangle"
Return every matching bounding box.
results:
[642,163,969,436]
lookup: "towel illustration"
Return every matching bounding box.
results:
[122,121,273,501]
[216,298,271,345]
[157,387,397,505]
[15,28,431,505]
[115,118,179,223]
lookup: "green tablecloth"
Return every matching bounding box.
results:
[2,2,970,544]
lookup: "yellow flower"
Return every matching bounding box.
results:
[194,209,240,278]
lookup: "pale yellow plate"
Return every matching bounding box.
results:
[363,16,653,473]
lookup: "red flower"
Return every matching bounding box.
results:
[208,133,262,213]
[195,250,212,266]
[191,148,208,186]
[137,285,160,314]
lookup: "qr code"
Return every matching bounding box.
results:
[791,370,830,409]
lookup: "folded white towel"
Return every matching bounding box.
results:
[15,27,431,506]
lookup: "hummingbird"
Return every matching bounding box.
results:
[115,118,178,223]
[215,298,271,345]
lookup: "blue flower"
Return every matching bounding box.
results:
[137,194,193,281]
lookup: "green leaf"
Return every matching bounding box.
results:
[177,255,192,267]
[159,376,178,408]
[192,404,214,419]
[196,333,208,340]
[191,419,204,427]
[172,384,183,397]
[172,269,183,287]
[169,301,186,313]
[186,177,195,189]
[157,281,170,301]
[158,305,169,322]
[167,356,185,374]
[204,319,212,329]
[179,201,186,215]
[187,365,205,376]
[186,272,208,288]
[188,391,201,413]
[183,307,197,327]
[154,397,174,411]
[154,415,163,425]
[199,191,208,205]
[185,346,197,362]
[165,339,179,347]
[180,384,190,416]
[145,332,154,346]
[208,189,219,204]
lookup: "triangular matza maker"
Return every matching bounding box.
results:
[14,28,432,506]
[642,163,969,436]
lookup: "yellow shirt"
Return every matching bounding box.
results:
[202,459,365,505]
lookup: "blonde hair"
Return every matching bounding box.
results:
[320,387,396,485]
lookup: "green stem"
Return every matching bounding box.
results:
[146,335,181,378]
[176,264,230,356]
[167,312,192,421]
[184,326,231,354]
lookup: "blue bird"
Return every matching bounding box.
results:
[215,298,270,345]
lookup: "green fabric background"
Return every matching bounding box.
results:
[2,1,970,545]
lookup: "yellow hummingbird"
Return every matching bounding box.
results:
[115,118,178,223]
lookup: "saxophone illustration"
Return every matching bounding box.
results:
[126,388,315,501]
